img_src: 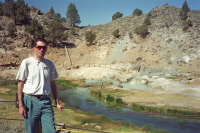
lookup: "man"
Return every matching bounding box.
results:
[16,38,64,133]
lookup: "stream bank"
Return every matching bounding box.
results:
[61,67,200,111]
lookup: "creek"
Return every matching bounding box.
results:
[57,80,200,133]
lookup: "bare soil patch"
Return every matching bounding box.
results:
[0,88,10,94]
[119,89,200,110]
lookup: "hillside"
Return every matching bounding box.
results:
[71,4,200,76]
[0,4,200,81]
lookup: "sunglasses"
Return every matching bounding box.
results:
[35,46,47,50]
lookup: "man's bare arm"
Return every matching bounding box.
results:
[17,80,27,117]
[50,80,64,111]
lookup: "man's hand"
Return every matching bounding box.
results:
[19,106,27,117]
[51,80,64,111]
[56,103,64,111]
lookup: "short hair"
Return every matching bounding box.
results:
[32,38,48,47]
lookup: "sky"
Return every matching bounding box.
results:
[1,0,200,26]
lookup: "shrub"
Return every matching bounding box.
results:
[144,17,151,26]
[106,94,114,102]
[97,91,102,99]
[136,57,142,61]
[70,26,76,35]
[165,22,169,28]
[116,98,124,106]
[133,8,143,16]
[142,124,154,132]
[122,121,132,128]
[186,19,193,27]
[85,31,96,46]
[112,29,119,38]
[153,129,169,133]
[98,115,111,122]
[25,19,44,39]
[182,19,193,31]
[112,12,123,21]
[179,10,188,20]
[0,25,3,30]
[138,105,145,111]
[146,106,152,112]
[147,12,152,18]
[131,103,139,110]
[134,24,149,38]
[158,107,166,114]
[128,32,133,38]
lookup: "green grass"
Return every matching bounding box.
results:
[91,90,125,107]
[0,84,17,101]
[0,121,25,133]
[165,76,179,79]
[141,124,168,133]
[55,79,78,88]
[131,103,200,117]
[0,83,24,132]
[142,124,154,133]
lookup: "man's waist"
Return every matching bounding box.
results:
[24,93,48,99]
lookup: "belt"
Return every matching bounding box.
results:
[24,94,47,99]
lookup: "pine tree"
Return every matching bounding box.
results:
[0,2,3,16]
[3,0,16,18]
[7,23,17,38]
[47,7,66,22]
[182,0,190,12]
[25,19,44,39]
[44,19,67,47]
[15,0,30,24]
[47,7,55,19]
[66,3,81,26]
[54,13,67,23]
[179,0,190,20]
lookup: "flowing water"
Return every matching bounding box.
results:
[58,80,200,133]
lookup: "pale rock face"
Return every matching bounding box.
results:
[182,55,191,63]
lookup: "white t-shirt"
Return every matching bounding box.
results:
[16,57,58,95]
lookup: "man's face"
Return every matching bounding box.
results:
[34,41,47,58]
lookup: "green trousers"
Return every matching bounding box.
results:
[23,96,56,133]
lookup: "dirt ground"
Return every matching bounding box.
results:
[0,88,10,94]
[111,88,200,110]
